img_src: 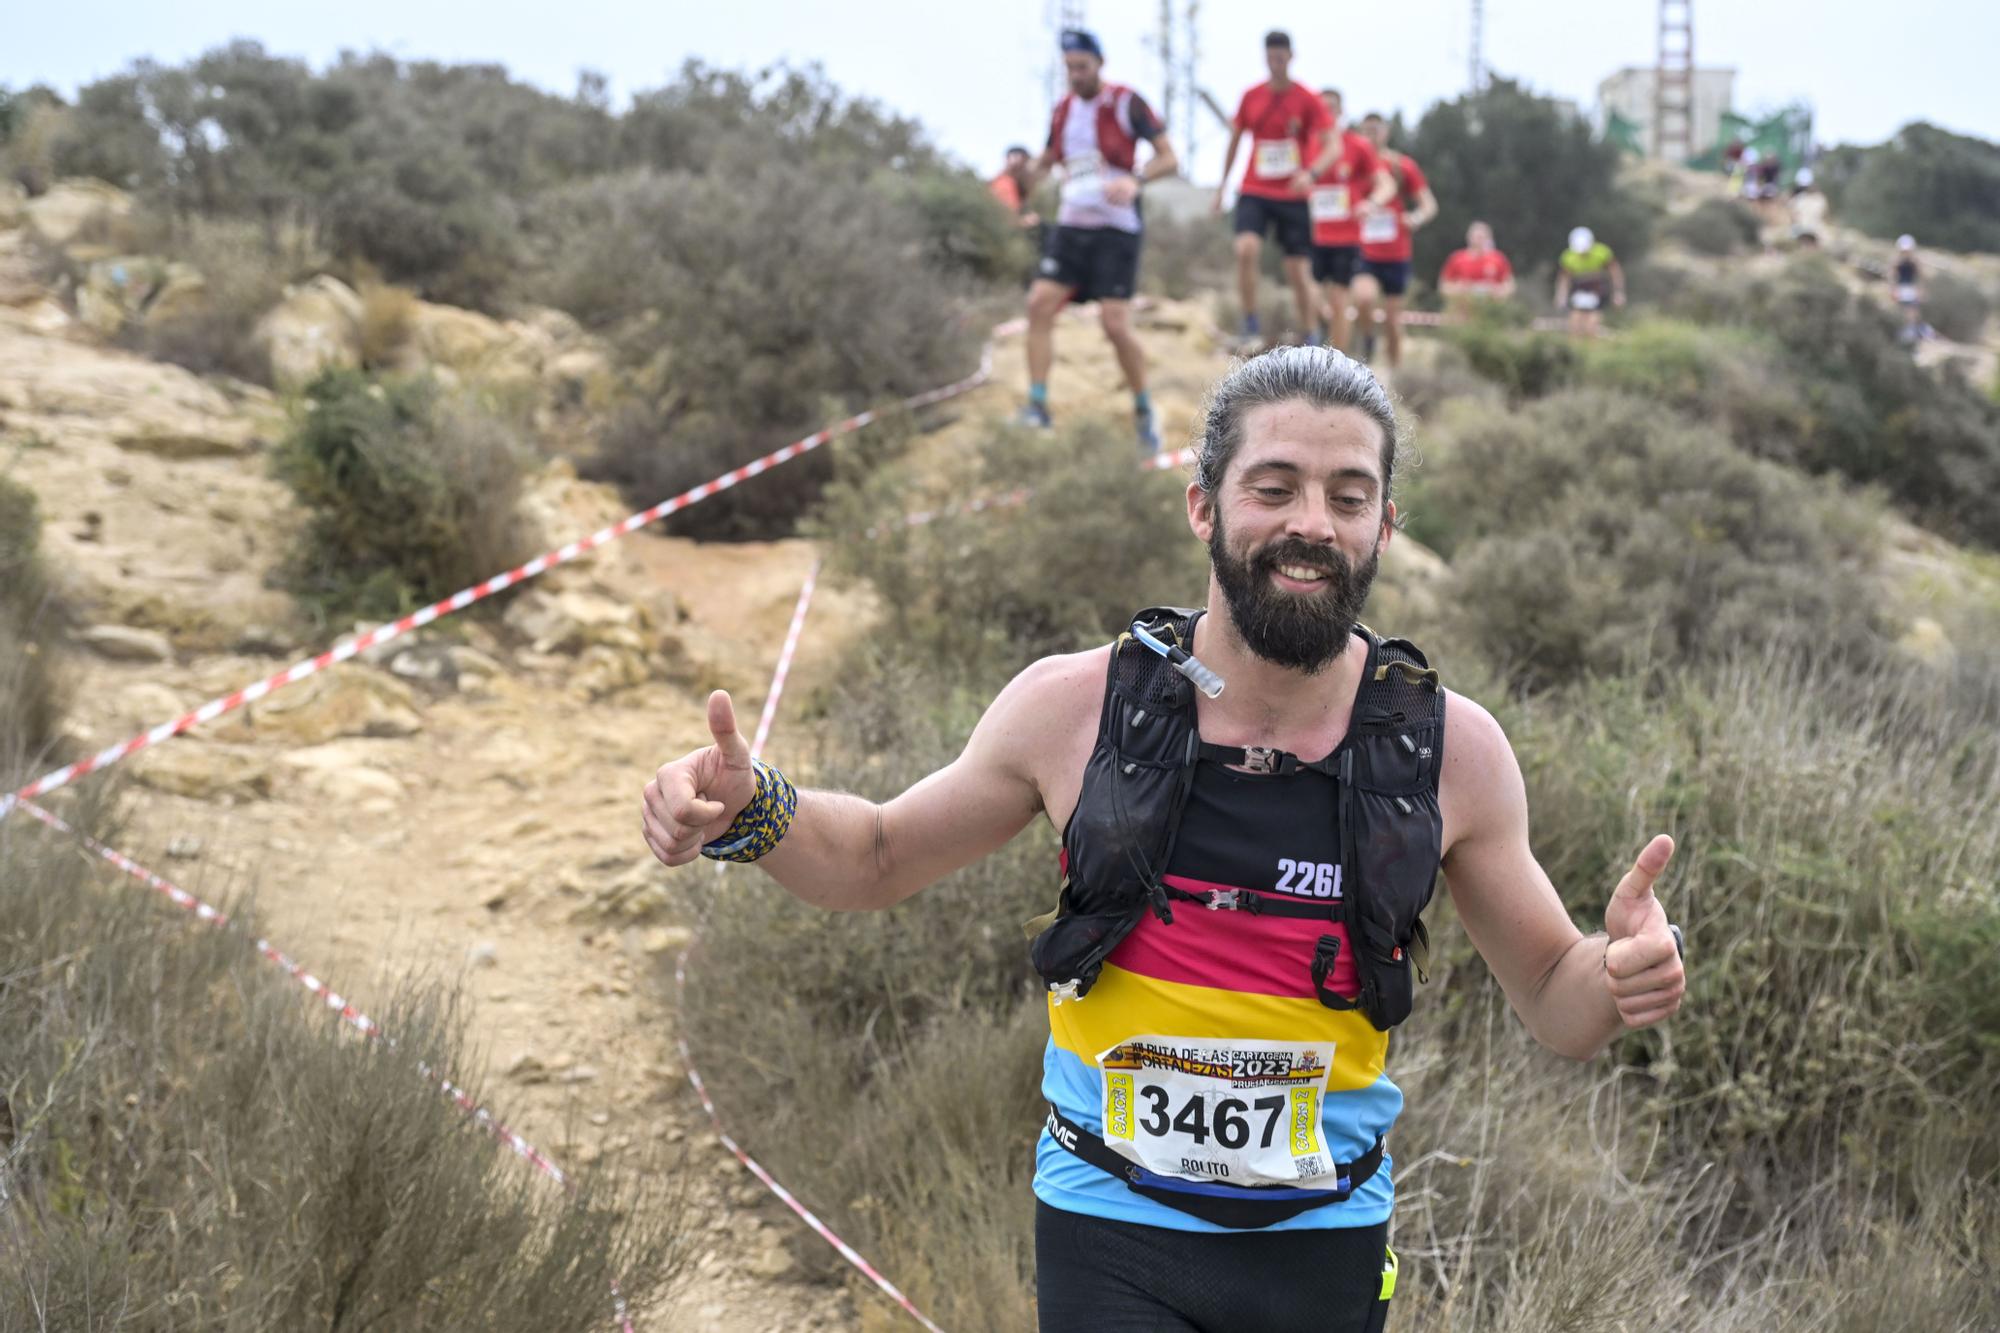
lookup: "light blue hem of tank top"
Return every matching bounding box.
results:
[1034,1040,1401,1233]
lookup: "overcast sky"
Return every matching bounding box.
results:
[6,1,1994,183]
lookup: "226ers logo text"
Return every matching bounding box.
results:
[1098,1036,1340,1189]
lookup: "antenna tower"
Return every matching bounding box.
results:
[1047,0,1088,110]
[1468,0,1485,92]
[1654,0,1694,161]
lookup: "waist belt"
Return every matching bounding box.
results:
[1045,1103,1385,1230]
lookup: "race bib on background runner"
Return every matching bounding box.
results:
[1098,1035,1339,1189]
[1361,208,1399,245]
[1061,151,1106,208]
[1253,139,1302,179]
[1570,289,1602,311]
[1310,185,1351,223]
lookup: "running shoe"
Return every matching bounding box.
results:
[1136,408,1162,456]
[1018,400,1053,430]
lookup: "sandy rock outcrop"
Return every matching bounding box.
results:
[256,275,364,389]
[23,178,135,253]
[245,665,423,746]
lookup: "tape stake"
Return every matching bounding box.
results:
[748,560,822,763]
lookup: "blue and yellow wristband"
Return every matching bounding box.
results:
[700,758,798,863]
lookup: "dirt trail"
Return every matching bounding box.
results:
[5,252,1232,1329]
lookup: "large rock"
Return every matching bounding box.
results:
[0,182,25,230]
[395,301,540,390]
[503,588,647,655]
[23,179,135,251]
[247,665,422,746]
[256,275,363,390]
[80,624,174,663]
[133,743,272,801]
[279,745,407,812]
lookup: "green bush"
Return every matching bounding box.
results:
[1922,269,1992,343]
[813,418,1206,675]
[0,803,687,1328]
[528,163,981,540]
[1439,319,1578,400]
[1838,122,2000,255]
[1404,389,1888,688]
[888,170,1037,286]
[271,369,538,622]
[0,473,65,775]
[1664,197,1762,255]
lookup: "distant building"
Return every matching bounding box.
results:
[1596,66,1736,163]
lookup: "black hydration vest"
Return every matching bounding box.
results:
[1029,608,1446,1031]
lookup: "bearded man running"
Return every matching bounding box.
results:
[643,347,1688,1332]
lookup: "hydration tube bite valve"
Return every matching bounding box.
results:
[1131,620,1225,699]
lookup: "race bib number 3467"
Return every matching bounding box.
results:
[1099,1036,1337,1189]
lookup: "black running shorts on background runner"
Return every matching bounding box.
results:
[1040,225,1142,304]
[1035,1202,1392,1333]
[1312,244,1364,287]
[1361,259,1411,297]
[1232,194,1314,258]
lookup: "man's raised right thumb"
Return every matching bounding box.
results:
[707,689,751,766]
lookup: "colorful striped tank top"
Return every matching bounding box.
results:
[1033,753,1401,1232]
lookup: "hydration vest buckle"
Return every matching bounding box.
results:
[1241,746,1280,774]
[1203,889,1243,911]
[1048,979,1083,1005]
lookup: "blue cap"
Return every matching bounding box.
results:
[1061,29,1104,59]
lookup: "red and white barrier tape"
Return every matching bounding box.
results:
[676,565,947,1332]
[15,797,633,1331]
[2,348,996,820]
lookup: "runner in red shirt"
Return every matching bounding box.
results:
[1439,221,1517,319]
[1350,112,1438,372]
[1300,89,1396,354]
[1212,30,1332,346]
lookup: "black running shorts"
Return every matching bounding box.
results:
[1233,194,1314,258]
[1038,225,1142,304]
[1035,1201,1393,1333]
[1361,259,1412,297]
[1312,244,1364,287]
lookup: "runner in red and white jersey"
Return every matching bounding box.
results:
[1213,31,1332,346]
[1301,89,1396,354]
[1350,112,1437,372]
[1020,28,1179,453]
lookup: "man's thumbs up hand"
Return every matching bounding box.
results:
[1602,834,1686,1030]
[641,690,760,868]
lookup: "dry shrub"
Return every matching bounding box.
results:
[0,801,689,1328]
[358,280,420,367]
[116,217,292,385]
[1664,196,1761,256]
[271,369,538,623]
[1922,269,1992,345]
[525,163,980,540]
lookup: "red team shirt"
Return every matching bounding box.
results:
[1235,82,1332,200]
[1440,248,1515,289]
[1308,132,1383,248]
[1360,154,1427,263]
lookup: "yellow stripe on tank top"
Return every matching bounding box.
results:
[1047,961,1388,1093]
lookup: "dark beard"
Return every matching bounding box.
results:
[1208,516,1379,675]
